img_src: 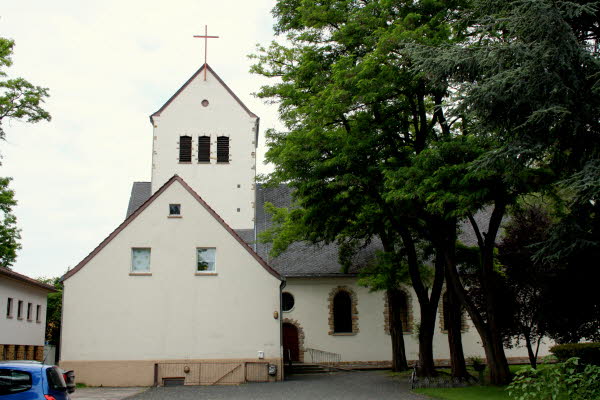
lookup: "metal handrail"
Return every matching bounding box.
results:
[305,348,342,367]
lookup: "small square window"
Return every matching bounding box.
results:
[132,248,151,272]
[169,204,181,216]
[197,248,216,272]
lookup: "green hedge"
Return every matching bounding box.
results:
[550,343,600,365]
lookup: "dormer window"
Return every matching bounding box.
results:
[198,136,210,162]
[179,136,192,162]
[169,204,181,216]
[217,136,229,163]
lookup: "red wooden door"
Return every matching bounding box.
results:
[282,323,299,362]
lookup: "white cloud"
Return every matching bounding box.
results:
[0,0,282,278]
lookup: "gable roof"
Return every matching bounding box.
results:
[149,63,257,124]
[0,268,56,292]
[126,182,151,218]
[123,181,496,278]
[62,175,281,282]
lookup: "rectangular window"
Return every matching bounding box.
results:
[179,136,192,162]
[197,248,216,272]
[169,204,181,216]
[36,305,41,323]
[131,248,151,273]
[216,136,229,163]
[6,298,13,318]
[198,136,210,162]
[17,300,23,319]
[26,303,32,321]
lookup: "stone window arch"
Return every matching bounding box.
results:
[328,286,358,335]
[439,290,469,333]
[384,288,414,334]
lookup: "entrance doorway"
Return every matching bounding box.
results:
[282,323,300,362]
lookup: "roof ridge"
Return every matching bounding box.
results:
[0,268,56,292]
[149,64,257,124]
[63,175,281,282]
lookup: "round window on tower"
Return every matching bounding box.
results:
[201,99,209,107]
[282,292,295,312]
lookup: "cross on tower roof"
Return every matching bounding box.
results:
[193,25,219,81]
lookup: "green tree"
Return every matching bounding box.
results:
[0,177,21,268]
[0,37,51,268]
[0,38,50,139]
[37,276,63,346]
[403,0,600,384]
[253,0,466,376]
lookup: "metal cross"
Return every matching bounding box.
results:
[193,25,219,81]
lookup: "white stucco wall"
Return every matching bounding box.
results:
[0,277,48,346]
[151,67,257,230]
[283,277,552,362]
[61,180,281,362]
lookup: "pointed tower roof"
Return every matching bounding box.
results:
[149,63,257,124]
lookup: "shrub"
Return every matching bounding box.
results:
[550,343,600,365]
[507,358,600,400]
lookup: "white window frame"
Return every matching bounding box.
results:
[131,248,152,274]
[196,247,216,274]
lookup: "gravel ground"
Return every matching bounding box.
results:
[128,371,428,400]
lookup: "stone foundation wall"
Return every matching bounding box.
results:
[0,344,44,361]
[60,358,283,387]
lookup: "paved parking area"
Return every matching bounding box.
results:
[127,371,427,400]
[70,387,148,400]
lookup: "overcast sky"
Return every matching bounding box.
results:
[1,0,282,279]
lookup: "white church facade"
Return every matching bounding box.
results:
[60,64,549,386]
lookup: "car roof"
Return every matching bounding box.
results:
[0,361,50,372]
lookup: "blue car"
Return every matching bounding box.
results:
[0,361,71,400]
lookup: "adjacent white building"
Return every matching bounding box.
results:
[60,63,548,387]
[0,267,55,361]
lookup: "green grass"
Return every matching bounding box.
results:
[415,386,509,400]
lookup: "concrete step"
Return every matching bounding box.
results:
[285,363,330,375]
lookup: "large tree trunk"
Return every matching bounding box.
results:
[436,221,468,379]
[388,289,409,371]
[523,332,537,369]
[397,227,444,377]
[439,202,511,385]
[445,280,469,378]
[418,303,438,376]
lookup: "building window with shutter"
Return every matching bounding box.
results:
[179,136,192,162]
[198,136,210,162]
[217,136,229,163]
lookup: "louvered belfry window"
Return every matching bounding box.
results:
[198,136,210,162]
[179,136,192,162]
[217,136,229,163]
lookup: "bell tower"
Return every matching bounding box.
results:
[149,64,259,230]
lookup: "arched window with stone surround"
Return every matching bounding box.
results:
[440,290,468,333]
[384,288,413,334]
[333,291,352,333]
[328,286,358,335]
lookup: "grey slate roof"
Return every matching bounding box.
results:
[125,180,494,277]
[254,184,373,276]
[126,182,151,218]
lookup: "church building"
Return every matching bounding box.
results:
[59,62,549,387]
